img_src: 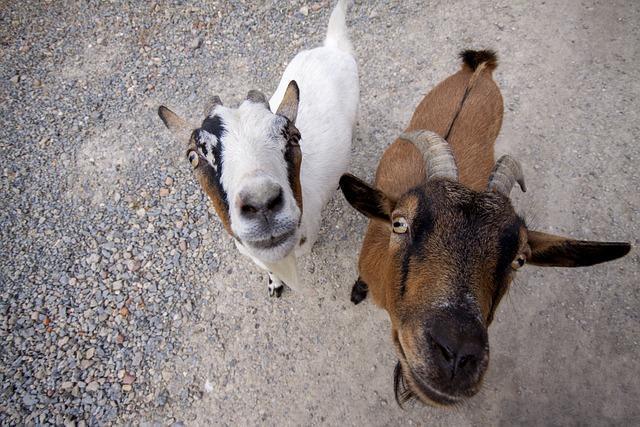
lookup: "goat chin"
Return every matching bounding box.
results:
[242,233,298,265]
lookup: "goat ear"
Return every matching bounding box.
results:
[527,230,630,267]
[339,174,394,221]
[158,106,192,143]
[276,81,299,123]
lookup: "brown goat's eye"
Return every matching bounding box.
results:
[187,151,199,168]
[392,217,408,234]
[511,254,526,270]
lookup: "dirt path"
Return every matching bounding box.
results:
[1,1,638,425]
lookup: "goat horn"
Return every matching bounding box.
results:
[487,155,527,196]
[246,90,270,109]
[204,96,223,117]
[399,130,458,181]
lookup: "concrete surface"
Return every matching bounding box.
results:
[1,0,638,425]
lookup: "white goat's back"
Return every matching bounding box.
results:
[269,2,359,255]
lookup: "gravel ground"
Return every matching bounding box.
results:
[1,0,638,425]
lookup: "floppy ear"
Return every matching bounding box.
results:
[339,174,394,221]
[276,81,299,123]
[527,230,631,267]
[158,105,192,143]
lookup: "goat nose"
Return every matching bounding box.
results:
[429,325,486,380]
[238,185,284,218]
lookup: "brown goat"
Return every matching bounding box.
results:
[339,50,631,407]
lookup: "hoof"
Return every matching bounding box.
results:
[269,285,284,298]
[268,276,284,298]
[351,277,368,305]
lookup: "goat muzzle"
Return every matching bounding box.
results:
[487,155,527,196]
[400,130,459,182]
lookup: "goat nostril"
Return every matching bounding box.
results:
[241,204,258,215]
[266,189,283,211]
[435,341,453,363]
[457,354,474,369]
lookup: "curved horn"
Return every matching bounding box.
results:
[399,130,458,181]
[487,155,527,196]
[204,96,223,117]
[246,90,270,109]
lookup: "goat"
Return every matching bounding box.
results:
[158,0,358,297]
[339,50,631,407]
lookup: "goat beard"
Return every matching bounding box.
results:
[393,361,417,408]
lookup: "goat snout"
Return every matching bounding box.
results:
[237,181,284,219]
[427,316,488,386]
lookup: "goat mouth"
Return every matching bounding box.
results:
[394,360,461,407]
[408,364,462,406]
[393,336,465,407]
[246,229,295,250]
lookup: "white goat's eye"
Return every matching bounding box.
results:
[511,254,526,270]
[392,217,408,234]
[187,151,199,168]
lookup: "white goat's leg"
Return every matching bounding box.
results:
[235,241,316,297]
[267,273,285,298]
[264,254,316,297]
[235,240,285,298]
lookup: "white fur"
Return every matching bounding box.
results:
[216,103,301,260]
[220,0,358,294]
[266,0,358,291]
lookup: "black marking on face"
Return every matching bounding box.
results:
[196,115,224,162]
[399,255,412,297]
[495,219,523,277]
[399,189,435,296]
[487,217,523,322]
[191,114,229,211]
[201,115,225,140]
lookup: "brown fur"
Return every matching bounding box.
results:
[361,54,503,315]
[340,50,630,407]
[283,121,304,216]
[406,60,502,191]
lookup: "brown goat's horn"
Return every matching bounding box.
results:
[487,155,527,196]
[400,130,458,181]
[246,90,270,109]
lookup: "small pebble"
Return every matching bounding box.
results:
[85,348,96,360]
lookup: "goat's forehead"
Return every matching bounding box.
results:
[216,101,285,140]
[398,184,514,221]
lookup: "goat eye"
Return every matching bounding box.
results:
[511,254,526,270]
[392,217,408,234]
[187,151,199,168]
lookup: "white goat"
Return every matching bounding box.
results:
[158,0,359,297]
